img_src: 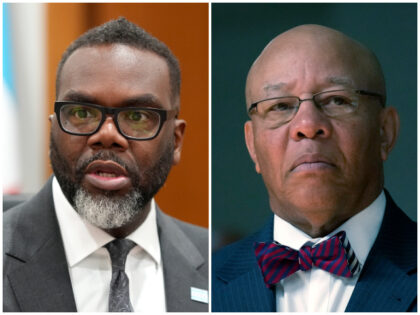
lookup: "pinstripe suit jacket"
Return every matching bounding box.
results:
[4,177,208,312]
[212,191,417,312]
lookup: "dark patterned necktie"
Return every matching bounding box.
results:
[105,239,136,312]
[254,231,361,287]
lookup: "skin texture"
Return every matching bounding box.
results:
[49,44,186,238]
[244,25,399,237]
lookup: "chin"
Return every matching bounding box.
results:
[275,183,347,219]
[74,187,143,230]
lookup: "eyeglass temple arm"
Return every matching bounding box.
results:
[167,109,179,120]
[357,90,385,107]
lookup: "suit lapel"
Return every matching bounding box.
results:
[214,218,276,312]
[5,178,77,311]
[346,191,417,311]
[156,209,208,312]
[7,238,77,311]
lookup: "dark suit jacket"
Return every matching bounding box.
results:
[212,191,417,312]
[4,177,208,312]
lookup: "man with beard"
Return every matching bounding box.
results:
[4,17,208,312]
[212,25,416,312]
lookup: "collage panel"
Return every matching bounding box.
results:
[211,3,416,312]
[3,3,208,312]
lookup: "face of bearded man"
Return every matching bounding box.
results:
[50,134,174,229]
[49,45,185,233]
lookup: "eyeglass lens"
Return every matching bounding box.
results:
[59,104,161,139]
[257,90,359,124]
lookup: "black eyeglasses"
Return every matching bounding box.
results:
[248,89,384,126]
[54,101,177,140]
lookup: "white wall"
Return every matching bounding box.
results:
[6,3,47,193]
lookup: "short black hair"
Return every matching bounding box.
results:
[56,17,180,103]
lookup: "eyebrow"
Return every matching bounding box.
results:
[60,90,165,109]
[122,95,164,109]
[263,82,286,93]
[61,90,97,103]
[327,76,355,88]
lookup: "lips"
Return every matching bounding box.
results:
[290,154,335,173]
[84,160,131,191]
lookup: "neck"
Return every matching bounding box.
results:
[271,186,383,238]
[289,217,349,238]
[272,201,369,238]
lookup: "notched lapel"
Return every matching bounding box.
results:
[213,218,275,312]
[346,256,416,312]
[4,178,77,312]
[157,209,208,312]
[7,236,77,312]
[346,192,417,312]
[215,264,275,312]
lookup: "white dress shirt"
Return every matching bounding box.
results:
[52,177,166,312]
[274,191,386,312]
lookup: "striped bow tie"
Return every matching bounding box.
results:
[254,231,361,287]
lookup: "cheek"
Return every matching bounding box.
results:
[54,130,87,168]
[335,120,359,158]
[254,129,288,184]
[334,118,381,173]
[130,144,152,169]
[129,134,171,170]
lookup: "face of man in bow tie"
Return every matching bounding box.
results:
[244,25,399,237]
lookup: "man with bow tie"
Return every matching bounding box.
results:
[212,24,417,312]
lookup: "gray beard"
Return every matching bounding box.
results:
[74,188,143,229]
[50,130,174,230]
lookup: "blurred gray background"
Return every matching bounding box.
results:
[212,3,417,250]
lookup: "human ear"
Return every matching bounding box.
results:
[379,106,400,161]
[244,120,261,173]
[172,119,186,165]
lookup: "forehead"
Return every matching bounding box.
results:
[58,44,172,107]
[246,33,378,103]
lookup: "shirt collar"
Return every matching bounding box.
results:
[52,177,161,267]
[274,191,386,265]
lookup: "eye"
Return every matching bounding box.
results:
[327,96,351,106]
[315,91,358,116]
[269,102,293,111]
[263,98,297,114]
[69,107,94,119]
[128,111,142,121]
[317,92,355,109]
[126,110,149,122]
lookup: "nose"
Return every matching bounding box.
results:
[289,100,332,141]
[87,116,129,151]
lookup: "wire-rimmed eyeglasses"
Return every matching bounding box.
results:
[54,101,177,140]
[247,89,384,126]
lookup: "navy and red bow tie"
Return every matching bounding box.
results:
[254,231,361,287]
